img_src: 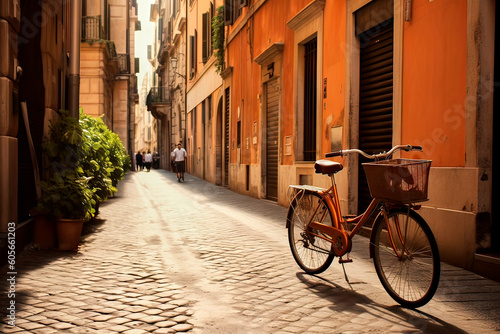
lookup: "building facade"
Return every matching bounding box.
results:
[146,0,497,278]
[80,0,139,153]
[221,0,497,278]
[0,0,137,258]
[147,0,187,170]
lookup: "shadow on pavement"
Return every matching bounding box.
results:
[296,272,467,334]
[0,215,107,326]
[154,170,287,225]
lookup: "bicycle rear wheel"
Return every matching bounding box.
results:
[287,191,335,274]
[372,207,440,308]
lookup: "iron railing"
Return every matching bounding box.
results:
[82,15,104,40]
[146,87,171,106]
[117,54,130,74]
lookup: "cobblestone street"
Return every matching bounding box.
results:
[1,170,500,333]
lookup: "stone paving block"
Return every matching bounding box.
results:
[142,315,168,323]
[171,323,194,332]
[122,329,149,334]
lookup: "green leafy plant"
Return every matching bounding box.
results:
[79,113,130,209]
[79,114,116,207]
[36,110,95,221]
[212,6,225,75]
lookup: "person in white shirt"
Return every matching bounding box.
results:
[144,150,153,172]
[173,143,187,182]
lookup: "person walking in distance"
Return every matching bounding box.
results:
[173,143,187,182]
[135,151,143,171]
[144,150,153,172]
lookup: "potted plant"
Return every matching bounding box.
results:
[79,113,130,214]
[35,110,95,251]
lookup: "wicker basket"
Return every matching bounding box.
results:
[362,159,431,203]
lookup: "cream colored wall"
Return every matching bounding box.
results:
[109,0,127,53]
[113,79,129,146]
[80,43,106,117]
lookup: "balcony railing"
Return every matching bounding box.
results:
[117,54,130,74]
[82,15,104,40]
[146,87,171,107]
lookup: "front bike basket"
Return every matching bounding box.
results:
[362,159,431,203]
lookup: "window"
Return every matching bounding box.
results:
[207,95,212,120]
[158,18,163,41]
[190,30,197,79]
[202,12,210,63]
[303,37,317,161]
[237,121,241,148]
[224,0,243,26]
[172,0,179,18]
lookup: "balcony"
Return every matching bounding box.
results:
[82,15,105,40]
[146,87,171,120]
[82,15,116,60]
[117,54,130,74]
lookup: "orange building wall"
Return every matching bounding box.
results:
[402,0,467,166]
[226,0,313,166]
[321,0,346,157]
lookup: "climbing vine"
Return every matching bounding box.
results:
[212,6,225,75]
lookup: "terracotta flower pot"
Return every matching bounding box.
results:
[56,218,84,251]
[33,215,57,250]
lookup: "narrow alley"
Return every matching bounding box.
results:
[1,170,499,333]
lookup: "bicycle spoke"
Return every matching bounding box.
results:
[372,209,440,308]
[288,191,335,274]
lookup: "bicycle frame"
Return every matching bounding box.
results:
[296,174,385,257]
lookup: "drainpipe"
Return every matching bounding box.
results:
[69,0,81,118]
[184,0,188,147]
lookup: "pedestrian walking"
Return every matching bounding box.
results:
[135,151,143,171]
[170,145,176,173]
[172,143,187,182]
[144,150,153,172]
[153,151,160,169]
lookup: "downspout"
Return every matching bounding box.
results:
[184,0,188,147]
[68,0,81,118]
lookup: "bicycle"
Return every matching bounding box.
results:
[286,144,440,308]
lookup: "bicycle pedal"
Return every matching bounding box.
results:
[339,258,353,264]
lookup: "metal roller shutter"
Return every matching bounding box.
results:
[224,87,230,187]
[358,19,394,214]
[266,78,279,201]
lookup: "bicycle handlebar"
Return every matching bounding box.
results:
[325,144,423,160]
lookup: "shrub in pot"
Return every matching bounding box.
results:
[36,110,95,250]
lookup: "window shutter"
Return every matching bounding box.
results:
[190,35,195,78]
[224,0,232,25]
[158,18,163,40]
[202,12,209,63]
[167,19,172,42]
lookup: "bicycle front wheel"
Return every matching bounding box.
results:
[372,208,440,308]
[287,191,335,274]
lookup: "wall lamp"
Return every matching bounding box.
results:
[170,57,186,80]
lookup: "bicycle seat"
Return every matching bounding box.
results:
[314,160,343,175]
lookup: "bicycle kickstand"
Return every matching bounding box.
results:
[339,254,352,285]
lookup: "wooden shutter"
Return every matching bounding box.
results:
[224,0,232,25]
[158,18,163,41]
[303,37,317,161]
[202,12,209,63]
